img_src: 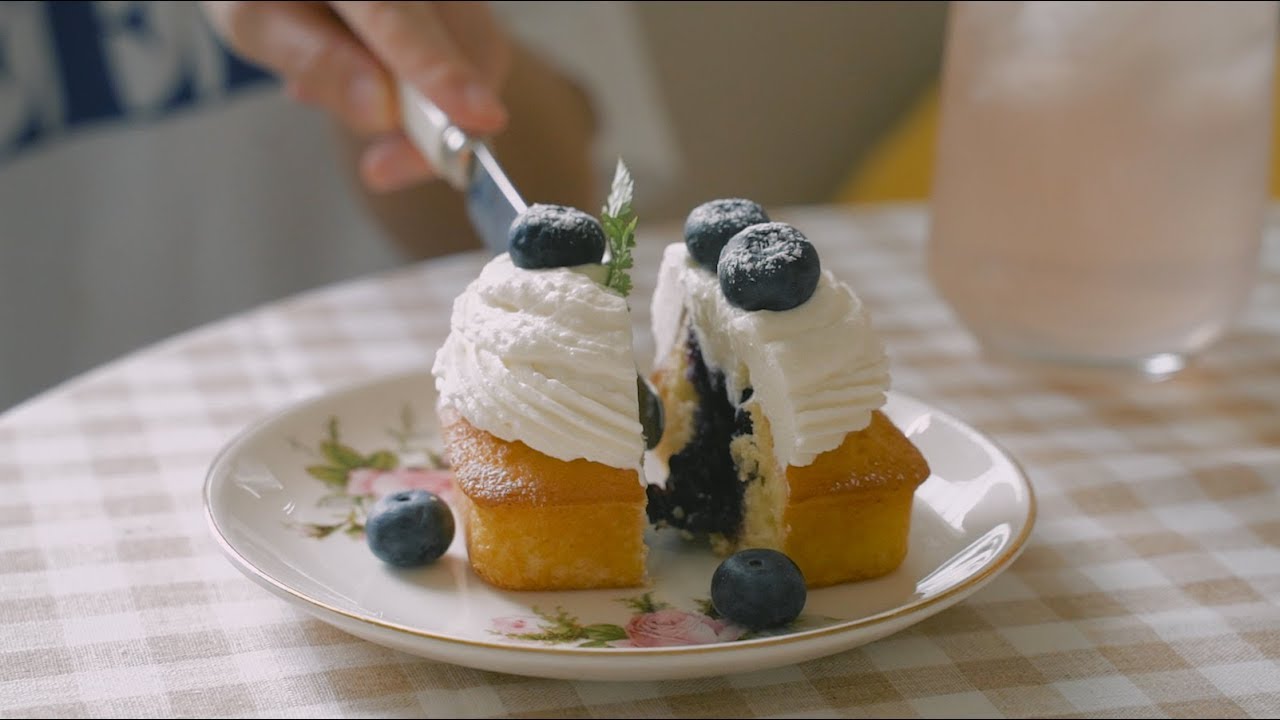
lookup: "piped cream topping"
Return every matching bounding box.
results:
[432,254,645,473]
[651,243,890,467]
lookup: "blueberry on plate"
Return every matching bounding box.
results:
[684,198,771,273]
[711,548,807,630]
[365,490,455,567]
[508,204,607,269]
[718,222,821,312]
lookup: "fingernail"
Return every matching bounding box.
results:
[348,72,391,127]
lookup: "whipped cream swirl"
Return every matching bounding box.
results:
[433,254,645,472]
[651,243,890,467]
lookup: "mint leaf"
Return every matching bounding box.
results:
[605,157,634,218]
[601,159,637,297]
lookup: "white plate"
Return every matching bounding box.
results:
[204,370,1035,681]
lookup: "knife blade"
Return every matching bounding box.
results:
[400,84,664,449]
[398,82,527,255]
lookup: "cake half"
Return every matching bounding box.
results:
[432,246,648,591]
[646,213,930,587]
[442,411,647,590]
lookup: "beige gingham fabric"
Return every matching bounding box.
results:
[2,206,1278,719]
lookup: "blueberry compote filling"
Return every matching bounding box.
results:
[646,331,755,539]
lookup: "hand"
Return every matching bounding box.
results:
[203,1,512,192]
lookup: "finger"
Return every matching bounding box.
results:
[360,133,437,193]
[431,2,512,88]
[203,1,396,134]
[330,1,508,135]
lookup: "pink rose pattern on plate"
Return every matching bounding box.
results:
[347,467,455,503]
[623,608,745,647]
[291,410,835,649]
[290,409,453,539]
[490,616,541,635]
[488,593,830,649]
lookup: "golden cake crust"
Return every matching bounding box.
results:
[783,412,929,587]
[445,415,645,506]
[443,416,648,590]
[786,410,930,502]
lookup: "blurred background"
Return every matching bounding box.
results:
[513,1,950,219]
[2,1,1277,411]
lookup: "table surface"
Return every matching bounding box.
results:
[3,205,1278,719]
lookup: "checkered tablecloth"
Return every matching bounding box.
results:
[3,205,1278,718]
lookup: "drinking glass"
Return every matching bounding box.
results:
[928,1,1277,376]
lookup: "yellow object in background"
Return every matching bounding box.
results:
[839,70,1280,204]
[837,86,940,204]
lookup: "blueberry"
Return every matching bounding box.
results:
[684,198,770,273]
[718,222,821,312]
[508,204,607,269]
[711,548,807,630]
[637,375,665,450]
[364,490,455,567]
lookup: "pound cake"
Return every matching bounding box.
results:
[432,202,648,591]
[646,200,931,587]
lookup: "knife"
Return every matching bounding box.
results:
[398,82,527,255]
[400,84,666,449]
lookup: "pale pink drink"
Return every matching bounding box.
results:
[929,1,1277,374]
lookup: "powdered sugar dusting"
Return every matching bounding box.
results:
[683,198,771,271]
[720,222,813,277]
[455,458,547,504]
[686,198,768,238]
[521,203,600,235]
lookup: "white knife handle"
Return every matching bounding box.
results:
[397,81,473,190]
